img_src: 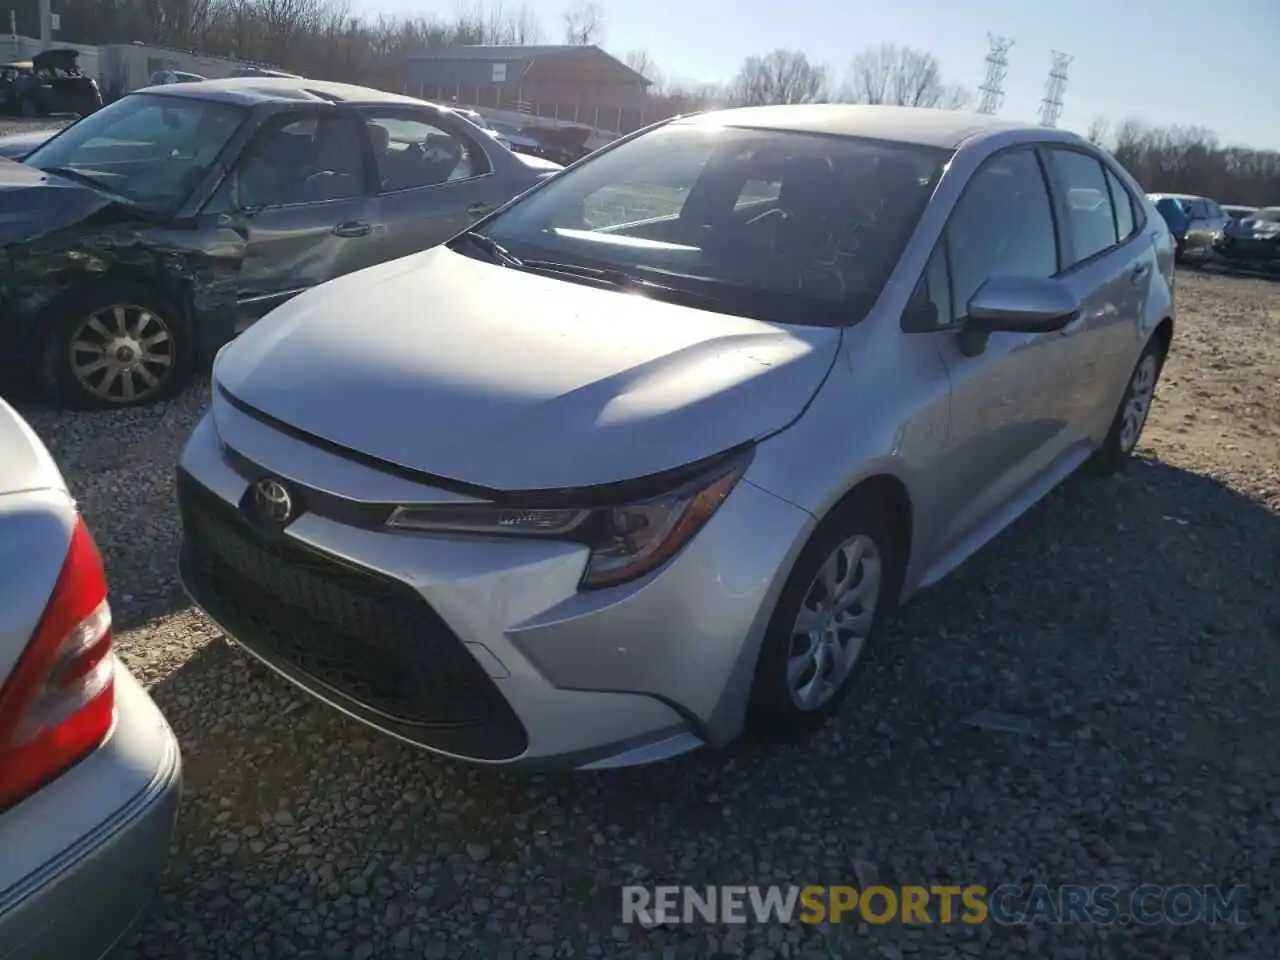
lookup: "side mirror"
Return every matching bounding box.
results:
[965,275,1080,334]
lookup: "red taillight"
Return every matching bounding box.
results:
[0,517,114,812]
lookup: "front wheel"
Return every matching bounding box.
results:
[1089,338,1165,476]
[747,494,899,741]
[47,283,196,410]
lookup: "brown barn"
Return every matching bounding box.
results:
[405,45,653,134]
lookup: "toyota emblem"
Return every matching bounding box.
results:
[252,477,295,525]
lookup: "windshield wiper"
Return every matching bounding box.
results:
[457,230,522,267]
[514,258,727,306]
[38,165,135,204]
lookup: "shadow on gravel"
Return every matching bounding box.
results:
[128,455,1278,958]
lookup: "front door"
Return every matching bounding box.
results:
[216,110,377,324]
[923,147,1083,557]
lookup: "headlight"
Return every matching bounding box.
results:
[386,448,753,589]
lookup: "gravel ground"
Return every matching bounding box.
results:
[9,270,1279,959]
[0,117,67,138]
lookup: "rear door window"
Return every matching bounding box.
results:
[362,110,491,192]
[1047,149,1120,265]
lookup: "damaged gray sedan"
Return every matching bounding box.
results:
[0,78,559,409]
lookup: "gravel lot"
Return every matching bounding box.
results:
[7,269,1278,959]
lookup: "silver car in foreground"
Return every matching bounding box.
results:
[0,399,181,956]
[176,105,1175,770]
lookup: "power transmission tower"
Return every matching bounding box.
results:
[1039,51,1072,127]
[977,34,1014,115]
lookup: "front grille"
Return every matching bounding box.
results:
[177,470,497,729]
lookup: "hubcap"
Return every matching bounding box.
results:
[1119,354,1158,453]
[69,304,174,403]
[787,534,882,712]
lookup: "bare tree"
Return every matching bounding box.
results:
[562,0,602,45]
[624,49,656,80]
[624,48,663,91]
[841,43,969,109]
[728,49,829,107]
[455,0,542,44]
[1086,117,1110,146]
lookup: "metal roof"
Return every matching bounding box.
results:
[138,77,431,108]
[678,104,1066,150]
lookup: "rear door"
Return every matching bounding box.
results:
[357,106,514,263]
[208,108,378,323]
[1041,146,1151,443]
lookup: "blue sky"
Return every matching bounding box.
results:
[381,0,1279,150]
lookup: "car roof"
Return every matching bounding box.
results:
[1148,193,1208,202]
[2,61,33,70]
[675,104,1044,149]
[137,76,431,109]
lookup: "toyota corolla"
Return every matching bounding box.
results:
[176,105,1175,770]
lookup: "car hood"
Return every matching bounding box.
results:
[214,247,840,492]
[0,159,119,246]
[0,128,58,160]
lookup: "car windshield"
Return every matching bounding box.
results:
[475,122,951,326]
[23,92,248,211]
[1251,207,1280,222]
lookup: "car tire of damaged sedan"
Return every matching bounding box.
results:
[45,282,196,410]
[747,491,902,741]
[1089,335,1167,476]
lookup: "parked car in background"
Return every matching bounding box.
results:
[487,119,542,155]
[0,50,101,117]
[521,123,595,165]
[1222,204,1258,224]
[0,397,181,958]
[1148,192,1228,262]
[1213,206,1280,272]
[149,68,207,85]
[443,105,511,149]
[177,105,1173,771]
[0,77,559,410]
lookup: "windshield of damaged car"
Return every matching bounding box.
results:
[476,123,951,325]
[23,92,247,210]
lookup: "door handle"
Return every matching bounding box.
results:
[466,201,497,218]
[332,220,372,238]
[1130,263,1151,285]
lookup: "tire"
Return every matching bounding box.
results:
[1089,336,1166,476]
[746,492,901,742]
[45,282,196,411]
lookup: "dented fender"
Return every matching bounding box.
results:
[0,162,247,372]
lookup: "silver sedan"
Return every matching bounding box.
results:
[0,398,181,957]
[176,105,1175,770]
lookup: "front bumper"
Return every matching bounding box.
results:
[176,403,815,770]
[0,665,182,959]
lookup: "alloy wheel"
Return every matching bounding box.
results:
[68,303,175,404]
[1119,354,1159,453]
[787,534,882,712]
